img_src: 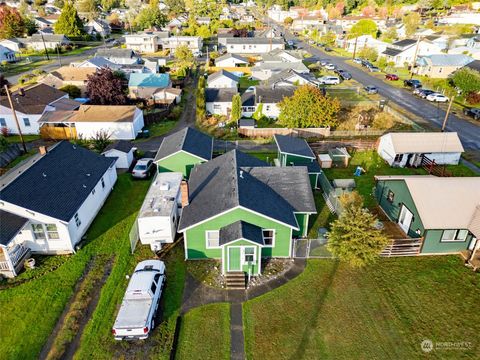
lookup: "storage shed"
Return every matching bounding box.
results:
[102,140,135,169]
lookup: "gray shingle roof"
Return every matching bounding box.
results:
[205,88,238,103]
[96,48,137,58]
[0,84,66,115]
[417,54,473,67]
[226,37,284,45]
[255,86,295,104]
[0,210,28,246]
[0,141,115,222]
[219,221,264,246]
[465,60,480,72]
[154,127,213,162]
[178,150,316,231]
[392,39,416,48]
[274,134,315,159]
[207,69,240,84]
[215,53,249,63]
[103,140,134,153]
[383,47,402,56]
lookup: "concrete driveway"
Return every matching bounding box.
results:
[280,26,480,150]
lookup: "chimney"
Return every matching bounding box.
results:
[19,88,25,96]
[39,146,48,155]
[181,180,189,207]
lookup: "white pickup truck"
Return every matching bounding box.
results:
[112,260,166,340]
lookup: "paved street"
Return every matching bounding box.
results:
[278,25,480,150]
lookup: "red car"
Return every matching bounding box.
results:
[385,74,399,81]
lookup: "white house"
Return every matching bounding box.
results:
[0,38,25,52]
[207,70,239,89]
[226,37,284,54]
[291,16,324,32]
[102,140,135,169]
[0,44,16,63]
[160,36,203,52]
[241,86,295,119]
[267,5,297,23]
[261,48,303,63]
[84,19,111,37]
[73,56,121,70]
[205,88,237,116]
[267,69,320,87]
[124,32,169,53]
[96,48,139,65]
[27,34,70,50]
[0,141,117,277]
[337,35,390,55]
[377,132,464,167]
[0,84,72,135]
[438,12,480,26]
[38,105,145,140]
[381,39,445,67]
[251,61,309,81]
[215,53,249,68]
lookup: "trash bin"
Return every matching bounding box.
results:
[142,129,150,138]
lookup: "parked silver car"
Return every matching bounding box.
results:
[132,158,155,179]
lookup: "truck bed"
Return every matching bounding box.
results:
[114,299,153,330]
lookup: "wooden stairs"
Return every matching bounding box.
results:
[381,238,422,257]
[226,272,246,290]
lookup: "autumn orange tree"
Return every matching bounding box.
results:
[278,85,341,128]
[0,4,25,38]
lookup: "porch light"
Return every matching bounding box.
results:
[416,229,421,235]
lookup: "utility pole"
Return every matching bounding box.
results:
[56,45,62,66]
[410,36,421,79]
[40,32,50,60]
[352,35,358,59]
[4,85,27,153]
[442,95,454,132]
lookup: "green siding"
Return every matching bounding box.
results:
[421,230,473,254]
[293,213,309,238]
[308,172,319,188]
[375,180,424,238]
[222,240,261,274]
[185,208,293,260]
[157,151,205,179]
[228,247,241,270]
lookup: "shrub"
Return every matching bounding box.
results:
[466,91,480,105]
[1,127,9,137]
[60,84,81,98]
[0,135,9,152]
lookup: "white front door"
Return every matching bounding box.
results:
[398,205,413,234]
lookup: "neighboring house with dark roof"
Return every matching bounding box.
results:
[84,19,111,37]
[464,59,480,72]
[205,88,238,116]
[102,140,135,169]
[243,85,295,118]
[251,61,309,81]
[266,69,319,88]
[39,66,97,96]
[0,141,117,277]
[215,53,249,68]
[415,54,474,78]
[226,37,285,54]
[28,34,71,50]
[0,84,69,135]
[154,127,213,178]
[207,69,240,89]
[178,150,316,275]
[374,176,480,255]
[128,73,172,99]
[274,134,320,188]
[38,105,144,140]
[380,38,444,67]
[260,48,303,63]
[74,56,121,70]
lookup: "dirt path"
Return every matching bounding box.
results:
[38,257,113,360]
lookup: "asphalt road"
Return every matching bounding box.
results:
[278,25,480,150]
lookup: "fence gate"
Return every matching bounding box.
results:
[293,238,333,259]
[129,217,140,254]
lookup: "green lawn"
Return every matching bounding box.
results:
[0,174,151,360]
[134,120,178,142]
[307,191,336,237]
[4,135,41,143]
[243,256,480,359]
[327,88,370,102]
[1,59,52,77]
[5,149,36,169]
[322,150,478,209]
[176,303,231,360]
[247,152,277,164]
[239,76,259,92]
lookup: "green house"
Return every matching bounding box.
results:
[375,175,480,255]
[178,150,316,275]
[154,127,213,179]
[274,134,320,188]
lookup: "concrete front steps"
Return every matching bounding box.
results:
[226,272,246,290]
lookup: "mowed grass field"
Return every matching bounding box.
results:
[243,257,480,360]
[176,303,231,360]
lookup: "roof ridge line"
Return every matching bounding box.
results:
[179,127,189,151]
[232,150,241,206]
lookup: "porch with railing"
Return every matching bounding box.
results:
[0,244,31,277]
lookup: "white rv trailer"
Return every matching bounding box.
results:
[137,172,183,251]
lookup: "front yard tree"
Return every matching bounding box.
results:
[175,44,194,63]
[54,1,84,36]
[231,93,242,123]
[357,47,378,62]
[0,4,25,38]
[60,84,81,98]
[402,12,421,36]
[278,85,341,128]
[135,0,167,30]
[452,68,480,98]
[283,16,293,26]
[350,19,378,38]
[327,192,389,267]
[86,68,127,105]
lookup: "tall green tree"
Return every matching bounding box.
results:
[231,94,242,123]
[327,192,389,267]
[278,85,341,128]
[174,44,194,63]
[54,1,84,36]
[452,68,480,95]
[0,4,25,38]
[402,12,421,36]
[78,0,98,20]
[135,0,167,30]
[350,19,378,38]
[164,0,185,16]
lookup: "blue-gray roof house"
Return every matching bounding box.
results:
[416,54,474,78]
[128,73,172,99]
[0,141,117,277]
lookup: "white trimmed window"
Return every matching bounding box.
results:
[206,230,220,248]
[262,229,275,247]
[441,229,468,242]
[46,224,59,239]
[32,224,46,240]
[244,247,255,263]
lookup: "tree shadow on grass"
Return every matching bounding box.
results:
[290,260,340,360]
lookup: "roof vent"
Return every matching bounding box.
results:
[42,172,47,178]
[239,170,244,179]
[83,184,87,188]
[19,88,25,96]
[159,182,170,191]
[86,173,91,177]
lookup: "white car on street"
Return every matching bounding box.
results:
[426,93,449,102]
[318,76,340,85]
[325,63,336,70]
[112,260,166,340]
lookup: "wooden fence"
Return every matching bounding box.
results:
[207,66,252,74]
[143,108,171,126]
[40,126,77,140]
